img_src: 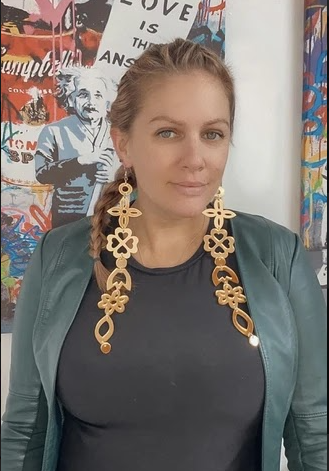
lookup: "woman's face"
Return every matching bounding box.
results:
[113,71,231,219]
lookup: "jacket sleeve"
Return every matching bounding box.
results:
[283,234,327,471]
[1,234,50,471]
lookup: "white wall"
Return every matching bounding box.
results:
[1,334,11,419]
[225,0,304,235]
[225,2,304,469]
[1,1,305,469]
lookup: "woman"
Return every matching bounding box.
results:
[1,38,327,471]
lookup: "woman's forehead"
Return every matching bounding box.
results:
[137,72,229,115]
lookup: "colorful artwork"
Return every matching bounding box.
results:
[1,0,226,332]
[301,1,327,293]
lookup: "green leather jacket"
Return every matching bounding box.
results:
[1,213,327,471]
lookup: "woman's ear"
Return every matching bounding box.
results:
[110,128,132,167]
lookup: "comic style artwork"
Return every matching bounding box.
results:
[1,0,227,332]
[301,1,327,298]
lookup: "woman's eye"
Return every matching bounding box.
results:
[158,130,176,139]
[205,131,223,140]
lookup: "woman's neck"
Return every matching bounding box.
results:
[128,202,208,268]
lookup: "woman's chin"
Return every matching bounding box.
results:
[166,197,210,220]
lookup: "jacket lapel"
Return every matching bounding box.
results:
[34,228,94,407]
[231,216,297,471]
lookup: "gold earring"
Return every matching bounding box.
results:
[203,187,260,347]
[95,168,142,354]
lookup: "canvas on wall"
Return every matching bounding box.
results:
[1,0,227,332]
[301,0,327,300]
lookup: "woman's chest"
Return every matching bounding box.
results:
[56,260,265,427]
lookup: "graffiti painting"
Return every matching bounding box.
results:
[1,0,227,332]
[301,1,327,298]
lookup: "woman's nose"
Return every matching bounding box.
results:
[180,137,205,171]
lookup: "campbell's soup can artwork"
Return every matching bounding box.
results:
[1,0,103,331]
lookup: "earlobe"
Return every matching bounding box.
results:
[110,128,131,167]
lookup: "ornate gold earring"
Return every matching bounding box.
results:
[95,169,142,354]
[203,187,260,347]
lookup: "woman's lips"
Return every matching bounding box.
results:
[171,182,207,196]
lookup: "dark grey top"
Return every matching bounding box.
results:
[56,221,265,471]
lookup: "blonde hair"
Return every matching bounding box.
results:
[91,38,236,291]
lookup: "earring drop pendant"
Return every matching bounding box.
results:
[203,187,260,348]
[95,176,142,354]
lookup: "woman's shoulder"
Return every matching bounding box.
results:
[232,210,299,255]
[47,215,91,237]
[234,210,296,236]
[42,216,92,257]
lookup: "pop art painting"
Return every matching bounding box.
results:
[1,0,227,332]
[301,1,327,298]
